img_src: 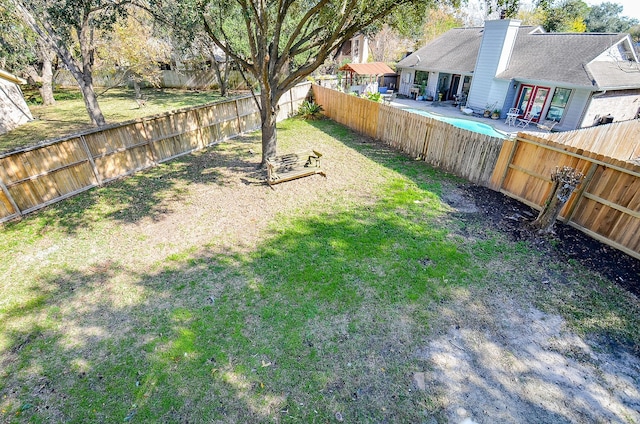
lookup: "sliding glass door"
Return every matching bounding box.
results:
[516,85,550,122]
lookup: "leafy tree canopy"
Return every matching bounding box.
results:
[536,0,589,32]
[0,2,38,72]
[585,2,639,33]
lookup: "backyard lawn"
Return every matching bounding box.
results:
[1,118,639,423]
[0,87,224,153]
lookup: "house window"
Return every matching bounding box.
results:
[462,76,471,95]
[415,71,429,86]
[353,40,359,58]
[546,88,571,122]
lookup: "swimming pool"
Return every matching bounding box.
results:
[405,108,507,139]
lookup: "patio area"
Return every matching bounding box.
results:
[387,96,553,137]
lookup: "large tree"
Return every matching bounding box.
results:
[97,9,172,98]
[420,6,464,46]
[0,2,57,105]
[585,2,638,33]
[536,0,589,33]
[11,0,132,126]
[188,0,457,165]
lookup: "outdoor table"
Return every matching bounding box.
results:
[505,111,519,126]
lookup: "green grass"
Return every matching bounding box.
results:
[0,87,224,153]
[0,119,638,422]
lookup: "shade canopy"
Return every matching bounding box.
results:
[338,62,396,76]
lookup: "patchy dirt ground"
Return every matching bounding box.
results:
[84,140,640,424]
[419,302,640,423]
[3,121,639,423]
[431,185,640,423]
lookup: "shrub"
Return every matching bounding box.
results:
[365,92,382,103]
[298,101,324,120]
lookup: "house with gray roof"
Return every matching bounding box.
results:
[0,69,33,135]
[396,19,640,131]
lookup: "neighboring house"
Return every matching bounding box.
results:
[335,33,370,65]
[0,69,33,135]
[396,19,640,131]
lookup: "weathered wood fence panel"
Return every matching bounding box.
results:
[279,83,311,120]
[313,86,380,138]
[0,83,311,223]
[313,85,504,186]
[313,84,640,259]
[493,133,640,259]
[377,107,430,158]
[0,137,98,214]
[236,97,261,133]
[544,119,640,163]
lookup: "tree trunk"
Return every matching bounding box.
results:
[532,180,563,232]
[14,1,106,126]
[211,59,227,97]
[78,77,106,126]
[131,75,142,99]
[78,16,105,126]
[260,97,279,165]
[532,166,584,233]
[40,51,55,106]
[221,60,231,97]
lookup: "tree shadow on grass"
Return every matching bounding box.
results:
[0,181,475,422]
[305,117,640,344]
[2,118,639,422]
[1,134,264,237]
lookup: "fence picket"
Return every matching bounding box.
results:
[0,83,311,222]
[312,85,640,260]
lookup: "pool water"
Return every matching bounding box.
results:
[405,108,507,139]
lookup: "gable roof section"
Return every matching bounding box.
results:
[585,61,640,89]
[338,62,396,75]
[496,32,637,88]
[0,69,26,84]
[396,28,483,73]
[397,25,640,90]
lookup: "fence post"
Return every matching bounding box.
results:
[498,137,520,190]
[289,88,295,117]
[234,99,243,135]
[0,173,21,218]
[563,161,599,223]
[141,119,160,164]
[79,135,103,186]
[193,108,207,149]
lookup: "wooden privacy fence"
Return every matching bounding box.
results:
[313,85,640,260]
[491,131,640,260]
[542,119,640,163]
[312,85,505,186]
[0,83,311,222]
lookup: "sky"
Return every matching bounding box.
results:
[462,0,640,27]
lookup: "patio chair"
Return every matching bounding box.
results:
[382,92,396,105]
[516,112,535,129]
[536,120,558,132]
[505,108,519,126]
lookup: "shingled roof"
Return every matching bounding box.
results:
[497,32,636,88]
[398,26,640,89]
[338,62,396,75]
[396,28,484,73]
[586,61,640,89]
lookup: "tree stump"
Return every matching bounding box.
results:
[532,166,584,233]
